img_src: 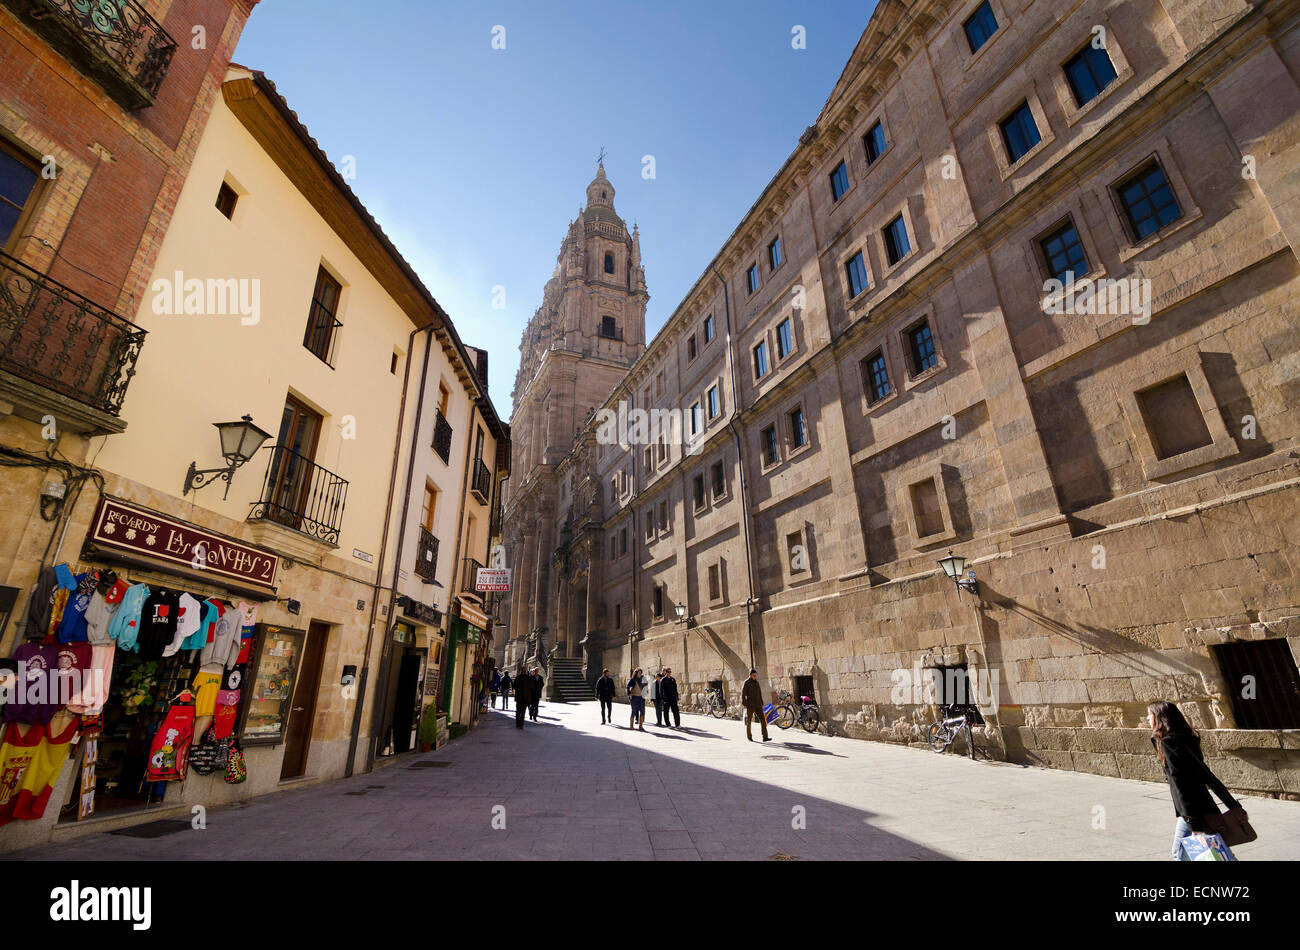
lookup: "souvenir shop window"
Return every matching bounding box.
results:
[240,624,305,746]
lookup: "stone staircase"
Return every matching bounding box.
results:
[547,657,592,702]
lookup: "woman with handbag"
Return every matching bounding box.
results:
[1148,700,1252,860]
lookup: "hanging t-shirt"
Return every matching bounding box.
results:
[56,572,99,643]
[108,583,151,651]
[162,593,202,657]
[54,643,92,711]
[7,714,79,823]
[2,643,61,725]
[137,589,180,661]
[0,721,42,824]
[237,601,258,627]
[200,606,242,670]
[66,644,115,716]
[182,600,218,652]
[102,575,127,605]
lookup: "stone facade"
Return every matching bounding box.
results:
[503,0,1300,798]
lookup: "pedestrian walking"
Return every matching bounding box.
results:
[650,671,664,725]
[500,671,512,711]
[626,668,646,730]
[741,668,771,742]
[530,667,543,721]
[661,667,680,727]
[1149,700,1248,860]
[490,668,502,708]
[513,669,533,729]
[596,668,615,724]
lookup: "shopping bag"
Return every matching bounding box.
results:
[224,738,247,785]
[1181,833,1236,862]
[763,703,779,724]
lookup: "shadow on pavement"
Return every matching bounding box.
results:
[779,742,847,758]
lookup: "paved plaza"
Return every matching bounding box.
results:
[13,700,1300,861]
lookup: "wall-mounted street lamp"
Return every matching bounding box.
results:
[674,601,695,628]
[183,414,272,499]
[937,549,979,595]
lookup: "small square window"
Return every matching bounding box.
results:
[862,350,891,404]
[830,160,849,201]
[706,384,720,419]
[864,121,887,164]
[703,314,715,342]
[712,461,726,498]
[884,215,911,266]
[762,425,779,466]
[693,474,706,511]
[687,334,697,361]
[907,321,938,376]
[846,251,869,298]
[1063,43,1118,107]
[753,340,770,379]
[1000,102,1042,164]
[964,1,998,54]
[768,236,783,270]
[747,264,760,295]
[1040,220,1089,283]
[1118,161,1183,242]
[776,318,794,359]
[215,181,238,219]
[789,406,808,448]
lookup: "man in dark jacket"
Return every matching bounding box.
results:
[661,668,680,727]
[513,670,533,729]
[500,671,512,711]
[530,668,543,720]
[741,668,771,742]
[595,668,615,724]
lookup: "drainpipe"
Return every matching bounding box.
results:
[347,321,434,776]
[709,262,757,670]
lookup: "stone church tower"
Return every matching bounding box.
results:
[500,163,646,669]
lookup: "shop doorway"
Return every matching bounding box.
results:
[279,620,329,780]
[391,649,424,755]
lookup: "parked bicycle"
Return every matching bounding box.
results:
[773,689,820,733]
[926,704,982,758]
[703,686,727,718]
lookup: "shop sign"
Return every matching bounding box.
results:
[458,601,489,630]
[475,567,510,592]
[89,497,278,591]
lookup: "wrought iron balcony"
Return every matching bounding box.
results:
[2,0,178,111]
[0,251,146,416]
[432,408,453,464]
[414,526,439,583]
[247,444,348,545]
[461,557,484,595]
[470,457,491,504]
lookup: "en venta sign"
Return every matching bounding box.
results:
[89,498,279,591]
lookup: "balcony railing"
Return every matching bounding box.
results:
[414,526,439,583]
[461,557,484,595]
[470,457,491,504]
[247,444,349,545]
[2,0,178,110]
[302,296,342,368]
[0,251,146,416]
[432,409,453,464]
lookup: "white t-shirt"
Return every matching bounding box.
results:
[162,593,202,657]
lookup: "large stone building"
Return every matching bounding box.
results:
[501,0,1300,798]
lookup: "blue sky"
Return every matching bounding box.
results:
[232,1,876,416]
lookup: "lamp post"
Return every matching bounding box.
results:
[937,549,979,595]
[673,601,694,628]
[183,414,272,499]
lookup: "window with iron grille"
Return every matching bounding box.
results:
[1212,640,1300,728]
[432,409,453,463]
[601,315,619,338]
[1117,161,1182,241]
[1000,102,1042,164]
[830,160,849,201]
[793,675,815,704]
[303,266,343,366]
[1040,220,1089,283]
[1064,43,1118,107]
[907,321,938,375]
[862,350,891,404]
[964,1,998,53]
[0,139,40,248]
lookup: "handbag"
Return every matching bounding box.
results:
[224,737,247,784]
[189,725,222,776]
[1202,807,1257,847]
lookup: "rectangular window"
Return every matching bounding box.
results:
[644,446,653,471]
[1136,374,1213,460]
[0,139,41,248]
[753,340,770,379]
[615,603,622,630]
[1040,220,1090,283]
[789,406,808,448]
[964,1,998,53]
[830,160,850,201]
[1118,161,1183,241]
[658,435,667,462]
[707,564,721,602]
[910,478,945,538]
[659,500,668,531]
[645,509,655,541]
[1212,639,1300,729]
[1000,102,1042,164]
[762,425,778,466]
[601,315,618,338]
[776,318,793,359]
[693,474,706,511]
[687,334,697,361]
[303,266,343,366]
[768,236,783,270]
[1064,43,1118,107]
[864,121,887,164]
[862,350,891,404]
[747,264,760,295]
[846,251,869,298]
[620,527,628,555]
[883,214,912,266]
[786,532,807,573]
[712,461,726,498]
[907,321,938,375]
[652,585,664,619]
[421,483,438,532]
[690,402,701,436]
[703,314,715,342]
[215,181,238,220]
[706,384,720,419]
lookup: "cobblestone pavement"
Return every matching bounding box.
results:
[13,700,1300,860]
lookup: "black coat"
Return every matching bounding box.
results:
[741,677,764,712]
[1158,734,1239,830]
[660,676,679,703]
[532,673,544,698]
[512,674,532,703]
[595,675,615,699]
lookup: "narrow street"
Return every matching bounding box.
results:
[13,701,1300,861]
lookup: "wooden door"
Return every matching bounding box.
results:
[280,621,328,780]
